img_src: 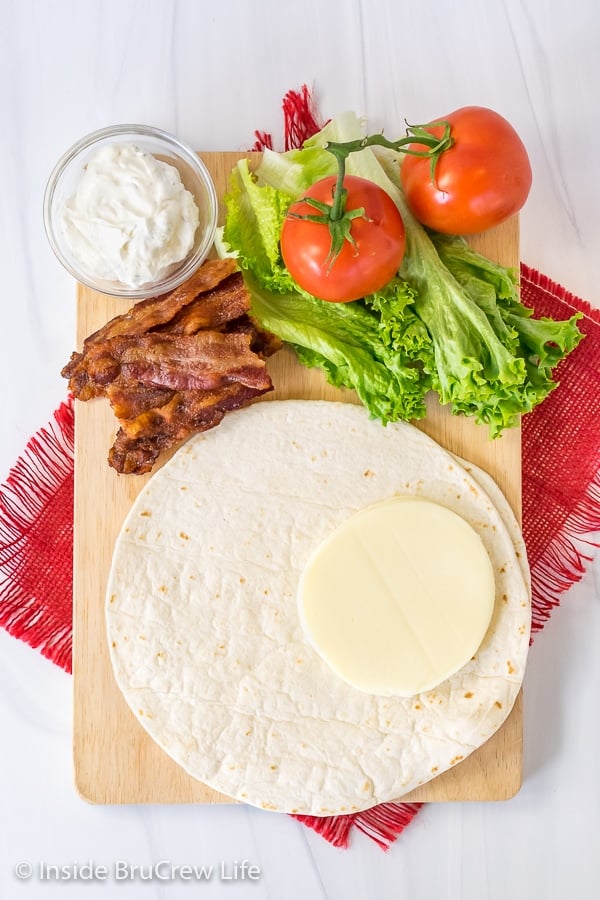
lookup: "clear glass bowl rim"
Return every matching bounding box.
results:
[43,123,218,299]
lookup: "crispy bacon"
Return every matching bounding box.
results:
[88,258,237,347]
[61,261,243,388]
[73,331,272,394]
[62,259,281,474]
[161,273,251,334]
[108,382,268,475]
[104,381,175,421]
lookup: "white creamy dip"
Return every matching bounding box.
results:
[60,143,200,288]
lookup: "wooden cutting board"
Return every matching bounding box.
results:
[72,151,522,805]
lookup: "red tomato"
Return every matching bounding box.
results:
[281,175,405,302]
[400,106,532,235]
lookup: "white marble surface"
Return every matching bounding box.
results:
[1,0,599,896]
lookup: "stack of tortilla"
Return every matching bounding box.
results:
[106,400,530,816]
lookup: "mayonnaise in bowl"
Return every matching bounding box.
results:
[60,143,199,289]
[44,125,218,299]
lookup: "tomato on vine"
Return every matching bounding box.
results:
[400,106,532,234]
[281,175,406,303]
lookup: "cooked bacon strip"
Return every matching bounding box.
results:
[226,315,284,358]
[104,381,175,421]
[161,273,251,335]
[62,258,239,383]
[73,331,272,395]
[62,259,283,474]
[109,382,270,475]
[86,257,237,347]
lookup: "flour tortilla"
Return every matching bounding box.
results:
[106,400,530,815]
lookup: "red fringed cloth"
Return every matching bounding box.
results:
[1,87,600,851]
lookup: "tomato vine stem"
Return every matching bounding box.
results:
[286,120,453,266]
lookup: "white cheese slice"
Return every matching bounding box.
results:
[298,498,496,697]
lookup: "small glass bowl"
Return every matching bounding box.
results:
[43,124,218,299]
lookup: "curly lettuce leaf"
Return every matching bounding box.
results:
[222,158,295,293]
[245,270,431,423]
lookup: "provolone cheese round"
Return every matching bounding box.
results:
[298,498,495,696]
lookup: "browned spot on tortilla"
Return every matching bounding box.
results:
[519,625,526,634]
[296,658,304,664]
[464,692,473,699]
[138,635,146,640]
[245,729,253,736]
[495,701,503,708]
[499,565,506,574]
[156,651,165,658]
[180,531,189,540]
[502,593,508,603]
[111,641,117,648]
[239,576,246,584]
[270,764,278,771]
[263,589,269,595]
[431,766,438,773]
[140,510,151,517]
[448,464,454,470]
[363,469,375,477]
[363,781,371,791]
[450,755,464,765]
[159,585,168,593]
[507,660,515,674]
[109,594,116,604]
[414,703,422,710]
[180,485,188,491]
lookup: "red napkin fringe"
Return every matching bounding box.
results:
[0,400,74,672]
[294,801,423,851]
[250,83,328,152]
[519,264,600,634]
